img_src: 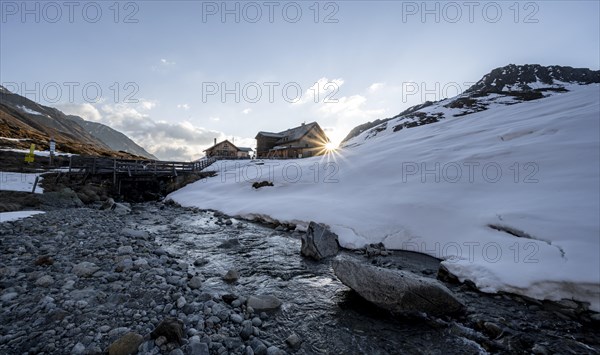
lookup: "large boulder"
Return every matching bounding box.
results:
[301,222,339,260]
[333,256,465,316]
[38,188,84,209]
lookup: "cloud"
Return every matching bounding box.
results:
[318,94,386,119]
[369,82,385,92]
[293,77,345,105]
[160,58,175,66]
[59,102,230,161]
[241,108,252,114]
[177,104,190,110]
[139,100,157,111]
[56,103,102,122]
[209,116,220,121]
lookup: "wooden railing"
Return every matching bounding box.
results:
[63,156,217,177]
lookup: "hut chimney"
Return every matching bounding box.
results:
[214,138,217,146]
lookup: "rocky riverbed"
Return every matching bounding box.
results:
[0,202,599,354]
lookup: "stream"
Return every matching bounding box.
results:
[134,203,599,354]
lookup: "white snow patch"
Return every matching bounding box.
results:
[0,172,43,193]
[0,148,76,157]
[0,137,29,142]
[17,105,44,116]
[0,211,44,223]
[169,85,600,310]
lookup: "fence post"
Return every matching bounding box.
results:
[31,176,39,194]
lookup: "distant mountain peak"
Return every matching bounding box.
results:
[466,64,600,94]
[341,64,600,146]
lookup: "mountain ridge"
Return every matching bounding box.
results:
[0,86,156,159]
[341,64,600,145]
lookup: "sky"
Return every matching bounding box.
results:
[1,0,599,161]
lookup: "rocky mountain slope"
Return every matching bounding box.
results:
[0,86,154,158]
[341,64,600,145]
[67,115,157,159]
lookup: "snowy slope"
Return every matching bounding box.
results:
[169,84,600,310]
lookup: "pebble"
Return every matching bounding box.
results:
[177,296,187,309]
[35,275,54,287]
[188,276,203,290]
[117,245,133,255]
[0,204,596,355]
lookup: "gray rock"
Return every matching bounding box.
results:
[169,349,184,355]
[218,238,239,248]
[38,188,84,209]
[113,203,132,214]
[122,227,149,239]
[117,245,133,255]
[247,295,282,311]
[230,313,244,324]
[177,296,186,309]
[188,337,209,355]
[0,292,18,302]
[188,276,203,290]
[240,320,253,340]
[35,275,54,287]
[115,258,133,272]
[285,333,302,348]
[254,344,268,355]
[223,269,239,283]
[154,247,167,256]
[155,336,167,346]
[332,255,464,316]
[72,261,100,277]
[301,222,339,260]
[71,342,86,355]
[108,327,131,340]
[251,317,262,327]
[483,321,503,339]
[266,346,284,355]
[151,317,184,344]
[99,325,111,333]
[133,258,148,269]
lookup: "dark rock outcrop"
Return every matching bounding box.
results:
[300,222,339,260]
[466,64,600,94]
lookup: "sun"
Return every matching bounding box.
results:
[324,142,337,151]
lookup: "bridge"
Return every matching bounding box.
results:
[49,156,217,200]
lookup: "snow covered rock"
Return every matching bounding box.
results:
[333,256,464,316]
[301,222,339,260]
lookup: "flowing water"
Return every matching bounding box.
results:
[136,204,599,354]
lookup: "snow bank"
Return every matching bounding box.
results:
[0,148,76,157]
[169,85,600,310]
[0,172,43,193]
[0,211,44,223]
